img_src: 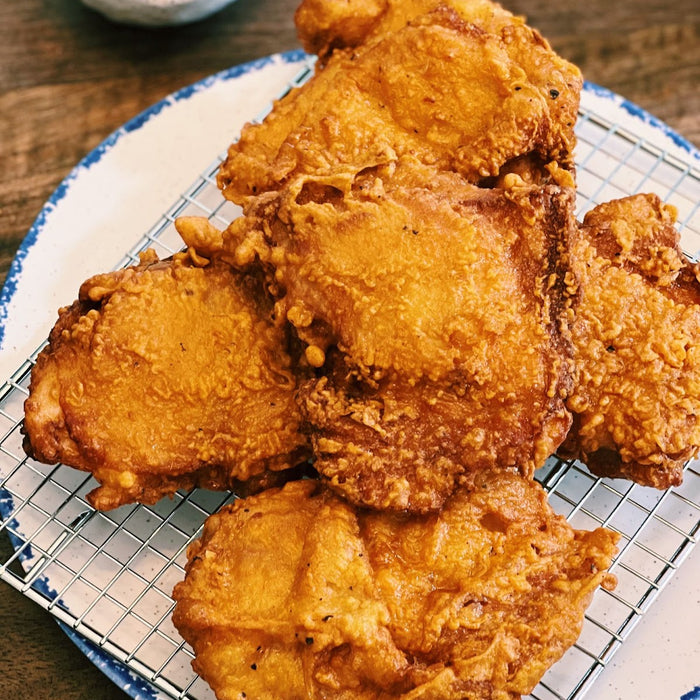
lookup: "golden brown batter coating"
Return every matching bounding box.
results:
[23,250,310,510]
[560,194,700,488]
[172,476,618,700]
[179,162,576,511]
[295,0,537,58]
[218,1,581,203]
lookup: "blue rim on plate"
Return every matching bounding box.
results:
[582,80,700,160]
[59,620,165,700]
[1,51,699,700]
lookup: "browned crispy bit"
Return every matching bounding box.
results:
[560,193,700,488]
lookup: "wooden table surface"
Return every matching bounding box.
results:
[0,0,698,698]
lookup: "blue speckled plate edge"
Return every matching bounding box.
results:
[582,80,700,161]
[58,620,166,700]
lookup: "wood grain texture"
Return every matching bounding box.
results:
[0,0,698,698]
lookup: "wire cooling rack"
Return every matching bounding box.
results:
[1,58,700,700]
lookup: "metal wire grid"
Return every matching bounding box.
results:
[1,65,699,700]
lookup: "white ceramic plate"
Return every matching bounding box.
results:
[1,52,699,700]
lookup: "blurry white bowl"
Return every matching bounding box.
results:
[81,0,238,26]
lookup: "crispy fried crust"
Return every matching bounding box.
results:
[172,476,618,700]
[179,163,576,511]
[296,0,539,58]
[560,194,700,488]
[218,1,581,203]
[288,170,577,511]
[23,250,310,509]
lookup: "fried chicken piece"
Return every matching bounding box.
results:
[182,161,576,511]
[559,194,700,488]
[172,475,618,700]
[23,249,310,510]
[217,0,581,203]
[296,0,560,69]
